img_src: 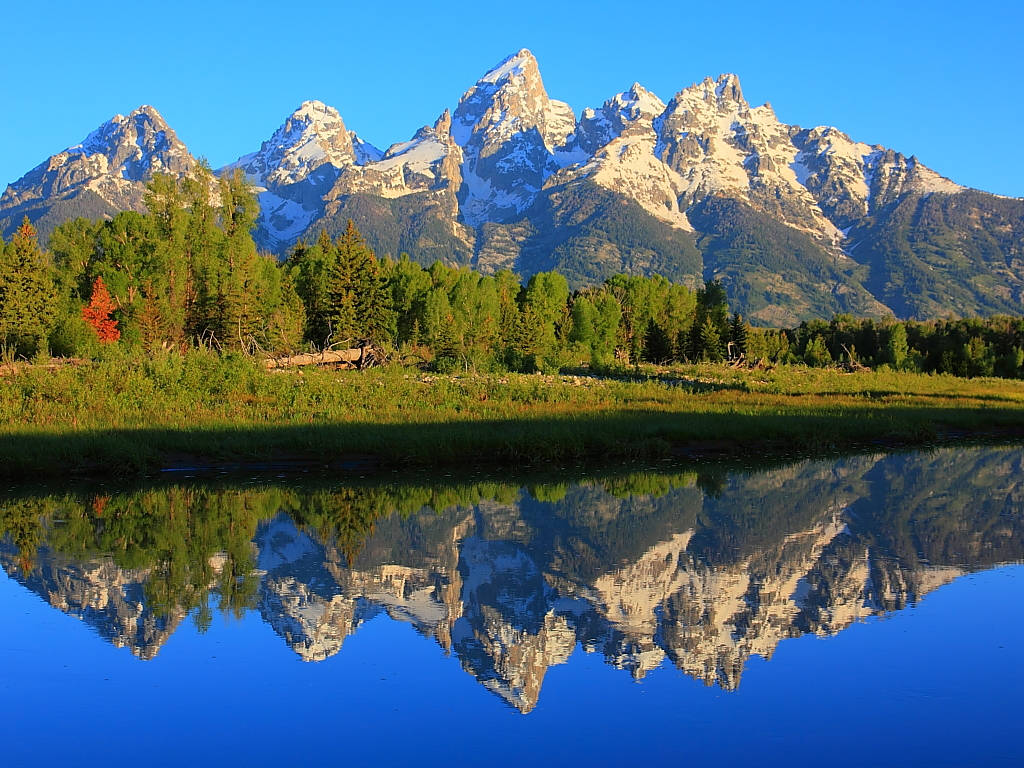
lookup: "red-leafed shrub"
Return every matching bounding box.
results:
[81,276,120,343]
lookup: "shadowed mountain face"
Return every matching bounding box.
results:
[3,51,1022,321]
[2,446,1022,712]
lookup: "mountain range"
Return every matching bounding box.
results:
[2,50,1022,324]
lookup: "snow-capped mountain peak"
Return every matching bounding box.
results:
[231,100,376,189]
[478,47,537,85]
[616,83,666,122]
[24,104,188,187]
[451,49,577,224]
[666,73,748,119]
[223,100,389,251]
[0,103,194,215]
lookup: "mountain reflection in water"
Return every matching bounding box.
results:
[2,446,1022,713]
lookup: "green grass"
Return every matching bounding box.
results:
[2,350,1023,479]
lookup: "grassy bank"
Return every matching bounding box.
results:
[2,350,1024,478]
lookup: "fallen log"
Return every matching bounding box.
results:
[265,347,366,370]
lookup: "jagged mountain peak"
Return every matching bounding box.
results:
[478,48,539,85]
[0,102,195,228]
[612,84,666,123]
[452,49,571,144]
[231,99,362,188]
[669,73,747,113]
[290,99,337,120]
[94,103,166,128]
[452,50,577,225]
[434,108,452,136]
[48,103,184,173]
[127,103,166,120]
[575,83,667,155]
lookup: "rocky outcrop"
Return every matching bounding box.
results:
[0,105,196,241]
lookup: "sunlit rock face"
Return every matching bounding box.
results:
[0,105,199,243]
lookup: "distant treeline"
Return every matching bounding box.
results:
[1,172,1022,378]
[765,316,1024,379]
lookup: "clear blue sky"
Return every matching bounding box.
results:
[2,0,1022,196]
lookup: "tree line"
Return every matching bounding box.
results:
[1,172,1023,378]
[755,315,1024,378]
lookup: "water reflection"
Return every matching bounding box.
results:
[2,446,1022,712]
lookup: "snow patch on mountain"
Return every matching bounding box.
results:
[375,134,447,175]
[256,191,318,245]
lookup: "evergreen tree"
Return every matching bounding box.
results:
[286,231,336,347]
[353,246,396,346]
[699,280,730,331]
[431,312,462,372]
[326,220,394,345]
[698,317,724,362]
[510,302,547,371]
[885,323,909,369]
[81,276,120,343]
[0,218,57,356]
[643,319,673,363]
[729,312,749,358]
[685,279,732,362]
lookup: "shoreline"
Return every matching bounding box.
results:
[2,418,1022,483]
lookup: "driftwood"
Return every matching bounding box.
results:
[265,344,383,370]
[0,357,89,377]
[839,344,870,372]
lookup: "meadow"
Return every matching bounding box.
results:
[2,350,1023,479]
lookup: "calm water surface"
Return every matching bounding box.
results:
[2,446,1022,766]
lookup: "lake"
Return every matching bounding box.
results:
[1,446,1022,766]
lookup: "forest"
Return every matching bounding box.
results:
[1,170,1023,380]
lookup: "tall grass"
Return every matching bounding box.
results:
[2,351,1023,478]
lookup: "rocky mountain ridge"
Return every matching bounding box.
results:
[0,105,196,245]
[2,50,1021,322]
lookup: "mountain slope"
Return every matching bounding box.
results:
[0,105,195,242]
[847,190,1024,318]
[224,100,383,252]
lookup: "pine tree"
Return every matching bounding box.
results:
[0,218,58,356]
[699,317,724,362]
[81,276,120,343]
[353,248,396,346]
[643,319,673,363]
[328,221,371,344]
[729,312,749,358]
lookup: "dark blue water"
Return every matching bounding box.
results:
[1,447,1022,766]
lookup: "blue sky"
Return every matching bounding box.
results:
[2,0,1022,196]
